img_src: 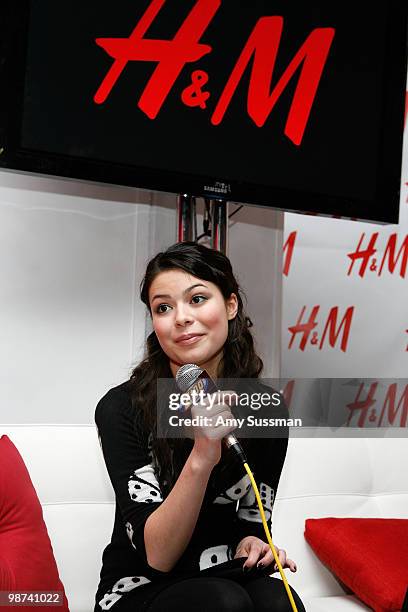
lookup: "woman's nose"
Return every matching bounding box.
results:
[175,305,193,325]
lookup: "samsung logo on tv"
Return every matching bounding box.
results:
[203,181,231,195]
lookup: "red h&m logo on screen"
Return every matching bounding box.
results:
[347,232,408,278]
[288,305,354,352]
[94,0,335,146]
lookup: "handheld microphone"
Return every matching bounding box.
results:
[175,363,247,463]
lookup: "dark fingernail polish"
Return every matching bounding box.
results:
[243,566,249,572]
[257,562,264,568]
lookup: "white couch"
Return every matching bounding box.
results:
[2,425,407,611]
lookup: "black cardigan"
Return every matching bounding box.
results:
[94,378,288,611]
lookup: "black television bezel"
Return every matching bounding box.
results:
[0,0,407,224]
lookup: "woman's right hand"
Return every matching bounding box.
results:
[189,390,239,468]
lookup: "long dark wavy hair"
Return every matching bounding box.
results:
[129,241,263,497]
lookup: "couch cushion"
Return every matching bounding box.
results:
[1,425,116,612]
[305,517,408,611]
[0,435,69,611]
[273,437,408,600]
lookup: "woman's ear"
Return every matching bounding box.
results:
[226,293,238,320]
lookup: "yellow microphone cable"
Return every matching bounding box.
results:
[243,461,298,612]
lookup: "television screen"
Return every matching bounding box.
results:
[0,1,407,222]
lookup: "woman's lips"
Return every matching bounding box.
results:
[175,334,204,346]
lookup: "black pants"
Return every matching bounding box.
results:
[110,570,306,612]
[143,575,306,611]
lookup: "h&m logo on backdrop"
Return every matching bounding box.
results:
[94,0,335,146]
[347,233,408,278]
[346,382,408,428]
[283,231,297,276]
[288,305,354,352]
[280,380,408,428]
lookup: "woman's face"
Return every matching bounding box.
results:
[148,269,238,379]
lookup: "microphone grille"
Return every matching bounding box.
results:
[176,363,203,392]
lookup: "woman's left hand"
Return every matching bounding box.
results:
[234,536,297,573]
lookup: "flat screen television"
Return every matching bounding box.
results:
[0,1,407,223]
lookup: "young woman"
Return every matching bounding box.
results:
[94,241,306,612]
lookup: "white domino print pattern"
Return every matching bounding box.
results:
[199,544,233,570]
[128,464,163,504]
[237,482,275,523]
[125,522,137,550]
[98,575,151,610]
[213,474,252,504]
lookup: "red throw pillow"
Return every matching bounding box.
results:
[0,435,69,611]
[305,517,408,612]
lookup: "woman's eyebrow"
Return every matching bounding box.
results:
[151,283,208,302]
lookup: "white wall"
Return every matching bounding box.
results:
[0,172,162,423]
[227,204,283,378]
[0,171,283,424]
